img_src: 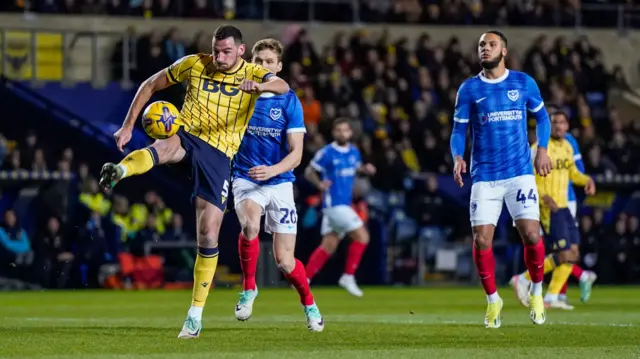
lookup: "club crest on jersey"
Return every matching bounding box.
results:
[507,89,519,101]
[269,108,282,120]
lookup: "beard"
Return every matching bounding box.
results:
[480,53,503,70]
[334,138,349,146]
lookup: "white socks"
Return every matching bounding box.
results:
[487,292,500,303]
[187,306,203,320]
[530,281,543,296]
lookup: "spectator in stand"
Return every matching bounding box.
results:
[34,217,74,289]
[32,149,48,171]
[301,86,322,126]
[18,131,37,169]
[106,0,128,16]
[164,28,185,63]
[185,0,218,18]
[0,210,32,279]
[79,178,112,217]
[129,191,172,235]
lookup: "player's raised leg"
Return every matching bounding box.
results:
[178,198,223,338]
[273,232,324,331]
[570,244,597,302]
[306,231,340,282]
[100,135,186,190]
[234,195,265,321]
[543,253,575,310]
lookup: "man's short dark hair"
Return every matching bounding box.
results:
[214,25,243,44]
[333,118,351,129]
[485,30,508,48]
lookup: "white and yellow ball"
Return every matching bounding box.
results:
[141,101,182,139]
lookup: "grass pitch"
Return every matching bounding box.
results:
[0,286,639,359]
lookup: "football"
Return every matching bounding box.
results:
[141,101,182,139]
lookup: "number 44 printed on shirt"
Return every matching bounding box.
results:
[516,189,537,204]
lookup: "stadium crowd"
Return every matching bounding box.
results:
[1,0,632,27]
[2,7,640,287]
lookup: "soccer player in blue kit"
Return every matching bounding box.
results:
[231,38,324,332]
[304,118,376,297]
[450,30,554,328]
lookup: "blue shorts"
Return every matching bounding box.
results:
[177,128,230,211]
[544,208,580,252]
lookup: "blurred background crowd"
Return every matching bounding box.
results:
[2,0,638,27]
[1,0,640,290]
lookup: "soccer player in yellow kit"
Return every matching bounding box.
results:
[98,25,290,338]
[511,111,596,309]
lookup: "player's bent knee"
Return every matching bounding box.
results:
[274,251,296,273]
[351,227,369,244]
[514,219,541,245]
[196,199,223,247]
[320,235,340,254]
[472,226,494,249]
[151,136,184,164]
[556,250,572,264]
[241,220,261,240]
[522,230,541,245]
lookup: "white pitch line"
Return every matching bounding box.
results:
[2,315,636,328]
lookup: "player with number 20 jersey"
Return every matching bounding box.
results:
[231,38,323,332]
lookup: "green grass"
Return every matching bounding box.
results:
[0,286,639,359]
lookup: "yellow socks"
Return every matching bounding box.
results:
[523,254,556,281]
[190,246,219,311]
[547,264,573,299]
[119,148,158,178]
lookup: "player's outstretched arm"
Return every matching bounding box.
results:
[258,76,290,95]
[568,158,596,195]
[113,69,174,151]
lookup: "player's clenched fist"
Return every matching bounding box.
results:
[113,125,133,152]
[584,177,596,196]
[239,79,261,94]
[534,147,553,176]
[453,155,467,188]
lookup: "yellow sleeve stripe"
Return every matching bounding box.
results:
[166,67,179,83]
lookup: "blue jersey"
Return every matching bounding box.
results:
[310,142,361,209]
[232,90,306,185]
[565,133,584,202]
[450,70,550,183]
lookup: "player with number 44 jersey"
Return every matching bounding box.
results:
[231,39,323,332]
[449,30,553,328]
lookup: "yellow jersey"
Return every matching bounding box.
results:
[165,54,273,158]
[532,138,590,233]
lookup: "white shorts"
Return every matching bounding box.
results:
[568,200,578,227]
[321,205,364,237]
[568,201,577,219]
[232,178,297,234]
[470,175,540,227]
